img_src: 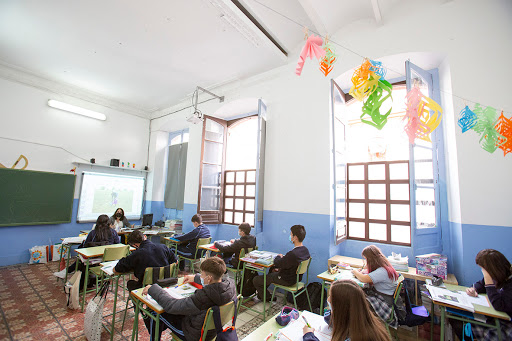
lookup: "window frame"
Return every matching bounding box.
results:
[197,115,228,224]
[197,114,259,225]
[223,169,257,226]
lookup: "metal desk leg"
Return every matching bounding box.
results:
[262,270,267,320]
[496,318,503,341]
[430,301,434,341]
[131,298,140,341]
[64,244,72,283]
[154,313,160,341]
[319,279,325,314]
[239,263,247,301]
[110,275,120,341]
[81,258,90,312]
[440,306,445,341]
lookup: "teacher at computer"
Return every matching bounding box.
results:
[110,208,134,232]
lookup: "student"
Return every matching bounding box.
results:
[109,207,133,233]
[303,279,390,341]
[173,214,211,270]
[351,244,404,327]
[53,214,120,283]
[142,257,237,341]
[452,249,512,340]
[214,222,256,268]
[113,230,178,291]
[253,224,310,302]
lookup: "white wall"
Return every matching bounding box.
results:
[0,77,150,198]
[151,0,512,227]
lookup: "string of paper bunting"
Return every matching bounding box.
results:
[292,30,510,155]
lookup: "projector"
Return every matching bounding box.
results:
[186,109,204,124]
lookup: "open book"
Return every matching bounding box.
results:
[100,260,119,276]
[427,285,475,312]
[278,311,331,341]
[146,282,200,306]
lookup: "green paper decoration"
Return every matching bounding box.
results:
[360,79,393,130]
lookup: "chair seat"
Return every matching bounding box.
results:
[273,282,305,292]
[89,266,102,276]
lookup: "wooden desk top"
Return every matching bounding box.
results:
[119,228,175,235]
[240,250,279,269]
[162,237,184,244]
[198,243,220,252]
[75,244,133,259]
[440,283,511,320]
[328,255,458,285]
[131,277,185,315]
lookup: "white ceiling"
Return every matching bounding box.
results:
[0,0,402,118]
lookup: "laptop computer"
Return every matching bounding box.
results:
[142,213,153,227]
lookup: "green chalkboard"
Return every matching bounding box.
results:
[0,168,76,226]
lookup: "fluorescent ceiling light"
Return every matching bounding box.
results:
[48,100,106,121]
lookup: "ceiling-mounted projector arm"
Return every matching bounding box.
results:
[193,86,225,110]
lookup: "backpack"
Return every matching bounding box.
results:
[241,269,258,297]
[399,283,430,327]
[287,282,326,314]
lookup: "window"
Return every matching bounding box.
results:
[170,130,189,146]
[346,161,411,245]
[332,61,442,246]
[197,104,266,226]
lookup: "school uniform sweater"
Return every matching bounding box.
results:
[273,245,311,283]
[474,276,512,316]
[148,274,237,341]
[215,234,257,266]
[114,240,177,285]
[174,224,211,252]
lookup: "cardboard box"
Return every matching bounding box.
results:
[416,253,447,280]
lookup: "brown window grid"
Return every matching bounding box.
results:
[223,169,256,226]
[346,160,411,246]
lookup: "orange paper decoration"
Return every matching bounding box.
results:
[494,111,512,156]
[319,42,336,77]
[349,59,381,101]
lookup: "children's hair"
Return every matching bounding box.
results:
[238,222,251,235]
[95,214,112,242]
[290,225,306,242]
[191,214,202,224]
[329,280,390,341]
[361,245,398,281]
[113,208,125,219]
[475,249,512,288]
[127,230,145,245]
[200,257,226,280]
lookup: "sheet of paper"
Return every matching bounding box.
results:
[143,230,158,235]
[101,260,119,276]
[62,236,86,244]
[427,285,474,312]
[458,291,490,307]
[278,311,331,341]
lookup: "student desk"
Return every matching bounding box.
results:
[130,277,185,341]
[100,261,132,341]
[431,283,511,341]
[162,236,183,253]
[328,255,458,304]
[75,244,134,311]
[316,269,369,314]
[239,252,278,321]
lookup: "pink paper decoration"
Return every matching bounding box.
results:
[403,87,443,144]
[296,35,326,76]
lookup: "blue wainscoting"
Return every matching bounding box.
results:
[0,199,142,267]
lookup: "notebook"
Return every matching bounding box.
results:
[278,311,331,341]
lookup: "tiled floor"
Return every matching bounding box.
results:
[0,262,283,340]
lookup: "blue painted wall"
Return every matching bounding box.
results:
[0,198,142,267]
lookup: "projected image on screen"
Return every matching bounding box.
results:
[77,172,145,222]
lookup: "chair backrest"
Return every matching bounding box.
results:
[142,262,178,286]
[200,295,241,341]
[293,258,312,290]
[393,274,405,303]
[103,245,130,262]
[236,248,254,270]
[194,237,212,257]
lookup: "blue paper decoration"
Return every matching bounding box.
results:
[458,106,478,133]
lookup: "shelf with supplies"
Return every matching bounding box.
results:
[72,162,149,173]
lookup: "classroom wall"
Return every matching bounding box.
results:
[0,77,150,266]
[148,0,512,285]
